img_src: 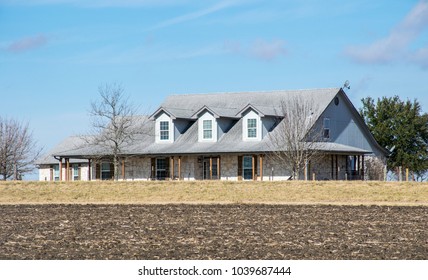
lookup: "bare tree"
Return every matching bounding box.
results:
[0,117,41,180]
[268,96,325,180]
[87,83,143,181]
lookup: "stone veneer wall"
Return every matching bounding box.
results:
[220,155,238,181]
[123,157,152,180]
[40,154,377,181]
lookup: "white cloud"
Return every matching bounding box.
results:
[250,39,287,61]
[344,0,428,67]
[3,34,49,53]
[224,38,287,62]
[409,46,428,69]
[147,0,239,31]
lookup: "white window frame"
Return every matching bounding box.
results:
[73,164,79,181]
[160,121,169,140]
[247,118,257,138]
[53,164,60,181]
[203,120,212,140]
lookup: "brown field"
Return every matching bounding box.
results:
[0,204,426,260]
[0,181,426,260]
[1,180,428,205]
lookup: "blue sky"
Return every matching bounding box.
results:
[1,0,428,158]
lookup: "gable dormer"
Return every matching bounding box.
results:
[151,109,174,144]
[195,109,218,142]
[241,108,262,141]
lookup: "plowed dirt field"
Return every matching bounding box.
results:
[0,204,426,259]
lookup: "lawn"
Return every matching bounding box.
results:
[1,180,427,205]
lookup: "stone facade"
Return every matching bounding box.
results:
[39,153,379,181]
[221,155,238,180]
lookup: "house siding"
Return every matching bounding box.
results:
[320,94,384,157]
[39,163,90,181]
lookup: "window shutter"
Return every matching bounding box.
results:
[95,163,101,180]
[165,157,170,178]
[237,156,243,181]
[253,155,258,181]
[78,164,81,181]
[49,165,53,181]
[151,158,156,179]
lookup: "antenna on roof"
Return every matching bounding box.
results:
[343,80,350,90]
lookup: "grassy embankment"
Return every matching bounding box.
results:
[0,180,427,205]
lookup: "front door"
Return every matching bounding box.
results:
[203,157,218,180]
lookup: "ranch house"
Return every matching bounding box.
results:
[37,88,388,181]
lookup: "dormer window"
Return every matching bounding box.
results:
[242,110,261,141]
[160,121,169,140]
[203,120,213,139]
[247,118,257,138]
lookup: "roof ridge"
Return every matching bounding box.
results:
[167,87,341,97]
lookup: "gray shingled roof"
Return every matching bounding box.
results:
[37,88,373,163]
[36,136,90,165]
[161,88,339,119]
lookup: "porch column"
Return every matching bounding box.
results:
[259,155,263,181]
[304,159,308,181]
[65,158,70,181]
[217,157,221,180]
[88,159,91,181]
[121,159,125,181]
[59,157,63,181]
[331,155,334,180]
[361,155,365,181]
[209,157,213,180]
[178,156,182,180]
[170,157,174,180]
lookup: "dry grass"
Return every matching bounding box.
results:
[1,180,427,205]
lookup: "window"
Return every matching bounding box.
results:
[160,121,169,140]
[323,118,330,139]
[247,118,257,138]
[243,156,253,180]
[73,164,79,181]
[156,158,167,180]
[203,120,212,139]
[53,165,59,181]
[101,163,111,180]
[334,96,340,106]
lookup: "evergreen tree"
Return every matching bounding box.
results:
[360,96,428,179]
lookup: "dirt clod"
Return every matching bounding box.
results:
[0,204,426,259]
